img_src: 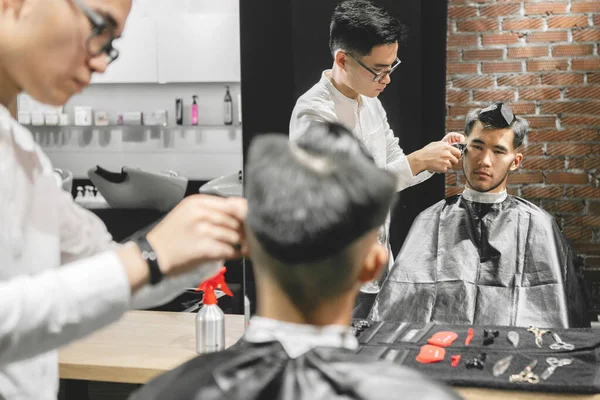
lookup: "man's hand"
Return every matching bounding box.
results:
[146,195,248,277]
[407,141,462,175]
[442,132,465,145]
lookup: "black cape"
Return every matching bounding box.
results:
[370,194,589,328]
[129,340,460,400]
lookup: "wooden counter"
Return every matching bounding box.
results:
[59,310,245,384]
[59,311,600,399]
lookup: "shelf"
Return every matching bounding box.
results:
[30,124,243,180]
[24,124,241,130]
[27,125,241,151]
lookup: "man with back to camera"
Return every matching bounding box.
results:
[370,103,590,328]
[130,122,460,400]
[289,0,464,292]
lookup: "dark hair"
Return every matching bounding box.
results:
[464,102,529,148]
[329,0,406,57]
[245,122,397,316]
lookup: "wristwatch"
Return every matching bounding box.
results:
[134,235,164,285]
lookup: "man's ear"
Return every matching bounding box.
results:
[334,51,348,71]
[510,152,523,171]
[357,242,388,284]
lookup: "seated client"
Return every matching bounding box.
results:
[370,103,589,328]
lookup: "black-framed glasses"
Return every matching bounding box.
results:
[73,0,119,64]
[347,53,401,83]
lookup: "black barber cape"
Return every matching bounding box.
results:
[370,194,589,328]
[129,340,459,400]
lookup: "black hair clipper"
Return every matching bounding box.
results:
[452,142,467,154]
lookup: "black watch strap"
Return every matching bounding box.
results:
[135,236,164,285]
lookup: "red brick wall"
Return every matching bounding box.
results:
[445,0,600,267]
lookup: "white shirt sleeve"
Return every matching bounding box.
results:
[0,251,131,366]
[380,112,433,192]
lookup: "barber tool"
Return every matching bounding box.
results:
[427,331,458,347]
[508,331,519,348]
[195,267,233,354]
[527,325,550,349]
[465,328,474,346]
[416,345,446,364]
[354,321,385,344]
[356,346,388,359]
[509,359,539,384]
[351,319,372,337]
[465,352,486,370]
[493,355,513,377]
[484,330,499,338]
[382,323,409,344]
[482,330,497,346]
[382,348,409,364]
[451,355,461,368]
[409,322,435,343]
[452,142,467,154]
[541,357,573,381]
[549,332,575,351]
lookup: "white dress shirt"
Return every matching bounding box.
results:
[289,71,433,192]
[0,104,220,399]
[290,71,433,275]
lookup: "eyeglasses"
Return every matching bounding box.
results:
[73,0,119,64]
[347,53,401,83]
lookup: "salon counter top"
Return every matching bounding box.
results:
[59,310,245,384]
[457,388,600,400]
[59,311,600,399]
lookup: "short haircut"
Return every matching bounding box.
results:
[245,122,397,316]
[464,102,529,148]
[329,0,406,57]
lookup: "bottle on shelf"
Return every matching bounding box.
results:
[191,95,198,126]
[175,99,183,126]
[224,86,233,126]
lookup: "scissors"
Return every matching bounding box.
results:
[509,359,540,384]
[549,332,575,351]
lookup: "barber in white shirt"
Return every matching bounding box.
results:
[290,0,464,189]
[0,0,247,398]
[290,1,464,292]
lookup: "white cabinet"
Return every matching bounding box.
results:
[157,14,241,83]
[90,1,240,85]
[91,8,158,84]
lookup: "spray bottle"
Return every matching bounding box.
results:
[195,267,233,354]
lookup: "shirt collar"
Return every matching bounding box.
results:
[320,70,364,110]
[462,187,508,204]
[0,102,36,153]
[244,316,358,359]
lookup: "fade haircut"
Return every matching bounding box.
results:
[329,0,406,57]
[245,122,397,317]
[464,102,529,149]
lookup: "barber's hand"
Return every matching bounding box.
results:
[410,141,462,174]
[146,195,247,277]
[442,132,465,145]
